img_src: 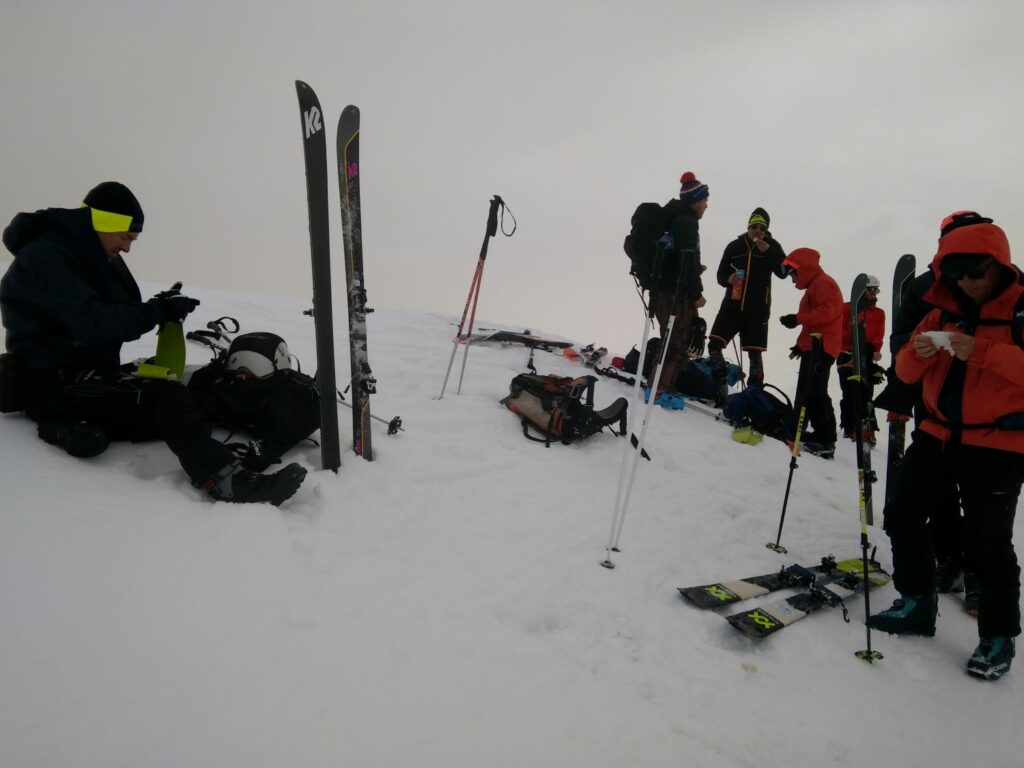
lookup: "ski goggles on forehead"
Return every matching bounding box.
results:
[942,256,994,281]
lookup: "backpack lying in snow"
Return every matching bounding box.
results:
[187,332,322,470]
[501,373,628,446]
[674,358,743,401]
[722,383,796,443]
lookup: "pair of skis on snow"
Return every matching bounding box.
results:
[679,556,891,639]
[296,81,375,471]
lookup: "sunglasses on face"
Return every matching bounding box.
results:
[944,257,993,281]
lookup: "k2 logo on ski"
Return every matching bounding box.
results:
[304,107,323,139]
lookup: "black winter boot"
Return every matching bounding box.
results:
[207,462,307,506]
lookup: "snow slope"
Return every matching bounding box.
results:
[1,286,1020,768]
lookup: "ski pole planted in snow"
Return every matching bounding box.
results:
[438,195,515,399]
[602,246,687,569]
[849,273,884,663]
[766,334,818,554]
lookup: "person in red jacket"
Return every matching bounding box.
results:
[867,214,1024,681]
[777,247,844,458]
[837,275,886,443]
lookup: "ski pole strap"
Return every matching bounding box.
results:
[494,195,517,237]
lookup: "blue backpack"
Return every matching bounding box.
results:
[722,383,796,442]
[674,358,743,400]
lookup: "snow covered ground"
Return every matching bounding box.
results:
[1,286,1020,768]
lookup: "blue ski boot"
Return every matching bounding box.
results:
[866,594,937,636]
[967,637,1015,681]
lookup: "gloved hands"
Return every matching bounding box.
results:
[151,292,200,323]
[779,314,799,329]
[789,344,802,360]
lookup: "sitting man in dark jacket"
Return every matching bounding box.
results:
[0,181,305,505]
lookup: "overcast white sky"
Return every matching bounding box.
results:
[4,0,1024,374]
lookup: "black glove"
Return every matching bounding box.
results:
[779,314,798,329]
[789,344,802,360]
[152,294,200,323]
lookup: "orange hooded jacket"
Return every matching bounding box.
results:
[895,222,1024,453]
[782,248,844,358]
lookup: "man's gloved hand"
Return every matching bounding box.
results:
[152,293,200,323]
[779,314,798,329]
[789,344,802,360]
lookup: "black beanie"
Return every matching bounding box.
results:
[83,181,144,233]
[748,207,770,229]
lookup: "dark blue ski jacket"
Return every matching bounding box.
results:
[1,207,160,372]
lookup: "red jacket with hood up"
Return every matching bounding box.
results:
[896,221,1024,454]
[782,248,844,358]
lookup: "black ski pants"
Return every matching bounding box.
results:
[796,346,836,445]
[883,431,1023,638]
[22,366,234,486]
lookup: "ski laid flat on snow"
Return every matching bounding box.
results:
[337,105,375,460]
[725,567,890,639]
[679,556,879,609]
[295,81,341,472]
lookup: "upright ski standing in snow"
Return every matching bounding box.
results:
[884,254,916,509]
[295,81,341,473]
[850,272,883,662]
[337,105,376,460]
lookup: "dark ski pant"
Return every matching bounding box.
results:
[23,367,234,486]
[883,431,1023,638]
[649,291,696,393]
[796,346,836,445]
[836,352,877,436]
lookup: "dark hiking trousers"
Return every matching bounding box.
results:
[883,431,1023,638]
[22,366,234,486]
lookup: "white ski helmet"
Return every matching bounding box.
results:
[865,274,881,291]
[226,332,291,379]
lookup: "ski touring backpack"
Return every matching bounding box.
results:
[623,202,671,289]
[674,357,743,401]
[722,383,797,443]
[501,373,628,446]
[187,332,322,471]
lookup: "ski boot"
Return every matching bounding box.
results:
[802,440,836,460]
[866,593,937,636]
[207,462,307,506]
[967,636,1015,681]
[643,388,686,411]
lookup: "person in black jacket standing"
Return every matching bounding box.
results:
[707,207,787,406]
[0,181,305,505]
[647,171,709,401]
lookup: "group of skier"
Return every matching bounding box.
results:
[631,174,1022,680]
[633,171,877,459]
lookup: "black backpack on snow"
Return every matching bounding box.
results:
[186,335,322,470]
[623,202,672,289]
[722,383,797,443]
[501,373,628,447]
